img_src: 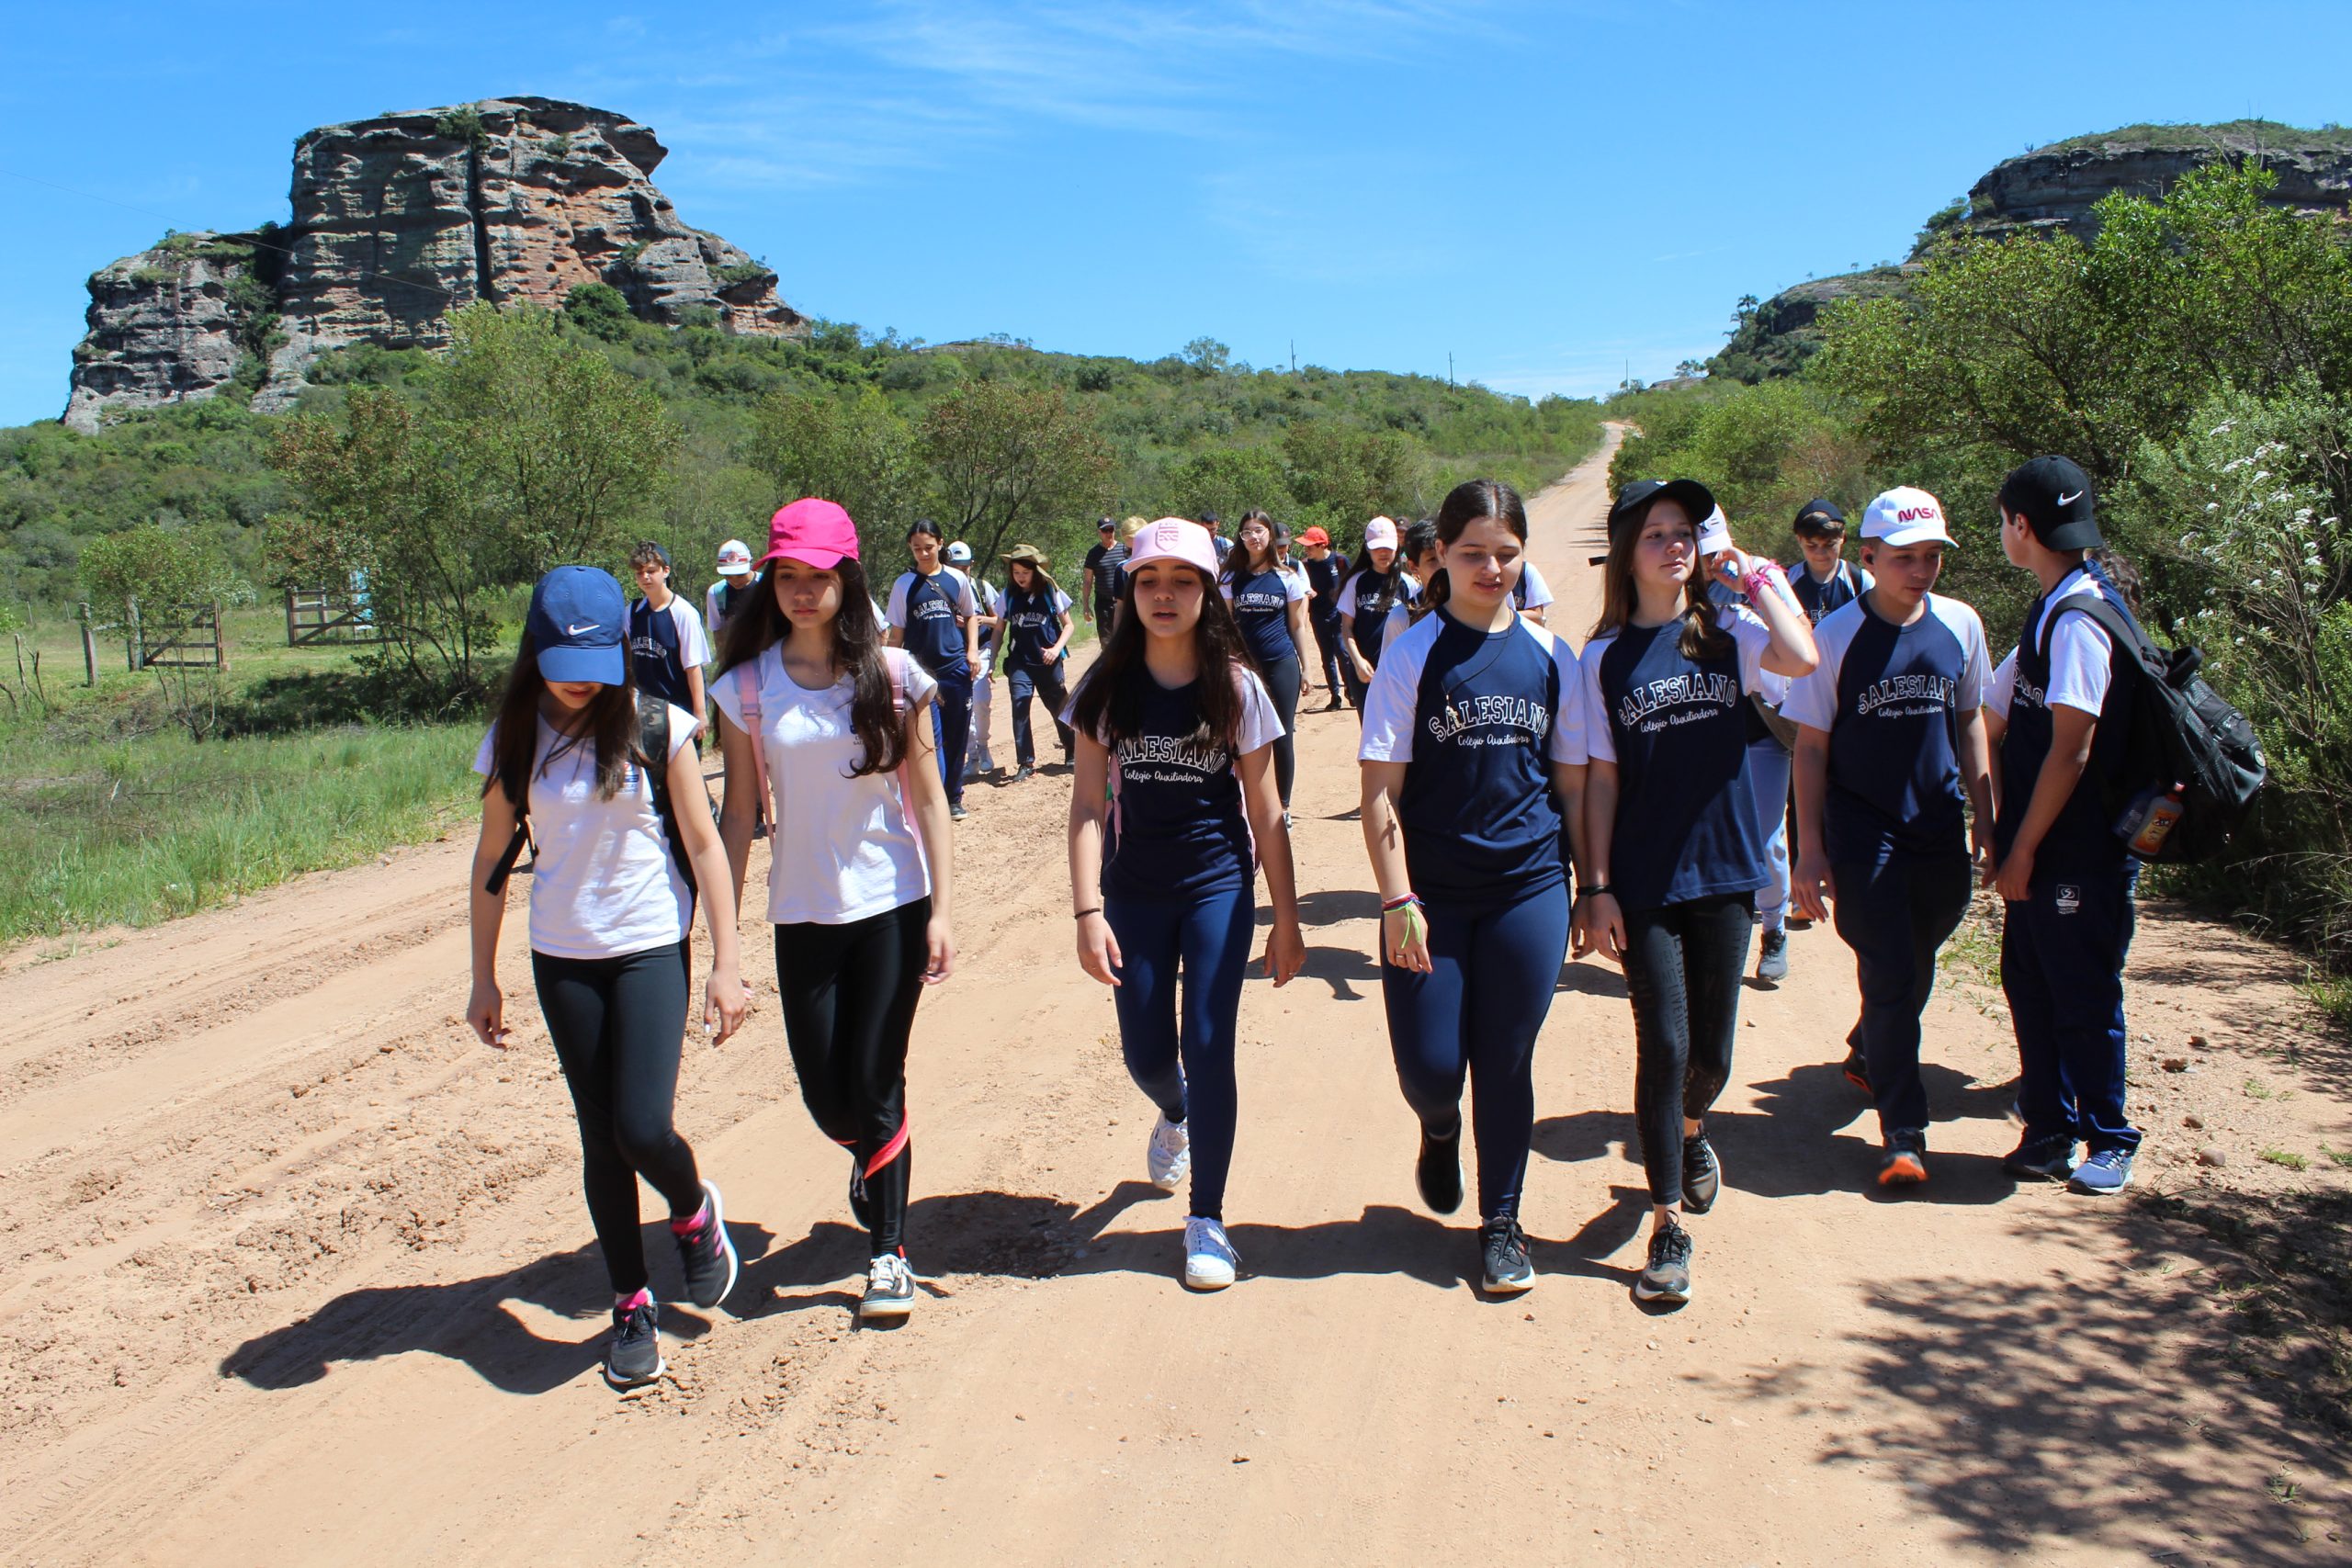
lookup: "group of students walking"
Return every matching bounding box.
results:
[467,454,2152,1388]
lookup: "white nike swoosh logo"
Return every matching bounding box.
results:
[2056,491,2084,506]
[566,622,600,635]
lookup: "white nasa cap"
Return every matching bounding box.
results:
[1861,487,1956,549]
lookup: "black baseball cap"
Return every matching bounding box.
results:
[1998,456,2102,551]
[1608,478,1717,542]
[1198,511,1221,527]
[1792,497,1847,534]
[1096,516,1116,531]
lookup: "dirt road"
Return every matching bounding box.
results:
[6,432,2350,1564]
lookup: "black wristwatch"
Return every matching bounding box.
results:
[1576,883,1613,901]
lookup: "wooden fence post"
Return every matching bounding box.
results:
[213,602,228,672]
[79,603,97,687]
[126,597,141,671]
[284,588,297,648]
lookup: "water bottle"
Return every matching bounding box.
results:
[2117,784,2185,857]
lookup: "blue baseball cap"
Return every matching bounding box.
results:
[526,566,628,685]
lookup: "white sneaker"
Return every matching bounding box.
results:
[1147,1113,1191,1191]
[859,1253,917,1321]
[1182,1216,1238,1291]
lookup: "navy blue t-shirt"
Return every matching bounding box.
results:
[1783,592,1992,866]
[1344,568,1414,663]
[888,567,975,681]
[1084,671,1285,899]
[1305,555,1345,627]
[1002,582,1072,669]
[1792,561,1869,626]
[1989,565,2140,875]
[1359,611,1589,905]
[1585,607,1774,911]
[1224,567,1305,668]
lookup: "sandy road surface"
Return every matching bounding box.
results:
[7,430,2351,1564]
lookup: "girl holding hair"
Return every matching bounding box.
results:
[1069,518,1306,1289]
[1219,508,1316,811]
[1339,516,1411,716]
[714,500,957,1323]
[1359,480,1588,1296]
[1577,480,1818,1306]
[1000,544,1076,783]
[468,565,749,1390]
[885,518,982,821]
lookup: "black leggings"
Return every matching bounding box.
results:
[531,942,705,1296]
[1257,650,1302,807]
[1621,893,1752,1207]
[775,898,930,1255]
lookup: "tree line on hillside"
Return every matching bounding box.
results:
[3,297,1600,667]
[1614,163,2352,966]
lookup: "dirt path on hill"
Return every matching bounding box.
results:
[6,428,2351,1565]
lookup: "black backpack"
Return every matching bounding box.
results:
[486,693,700,903]
[2041,595,2266,863]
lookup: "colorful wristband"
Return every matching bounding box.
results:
[1381,894,1422,913]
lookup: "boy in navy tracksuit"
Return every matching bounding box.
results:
[1785,487,1995,1187]
[1984,457,2144,1195]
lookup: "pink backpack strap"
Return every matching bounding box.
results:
[733,659,771,815]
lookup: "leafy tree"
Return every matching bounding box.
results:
[562,282,635,343]
[1281,419,1419,539]
[81,523,247,739]
[749,385,922,558]
[435,302,679,581]
[919,380,1114,567]
[1165,446,1291,528]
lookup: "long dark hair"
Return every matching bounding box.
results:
[1593,485,1730,661]
[713,556,907,777]
[1222,508,1280,586]
[1069,561,1251,751]
[483,634,646,808]
[1349,526,1405,589]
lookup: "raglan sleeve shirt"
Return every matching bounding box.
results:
[884,572,912,631]
[1355,617,1430,762]
[671,599,712,670]
[1781,601,1856,734]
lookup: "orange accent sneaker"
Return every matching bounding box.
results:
[1878,1130,1928,1187]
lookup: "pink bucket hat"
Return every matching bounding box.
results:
[1125,517,1221,579]
[760,498,860,570]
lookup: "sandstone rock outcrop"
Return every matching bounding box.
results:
[64,97,805,431]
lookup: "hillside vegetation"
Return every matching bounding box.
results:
[1616,163,2352,971]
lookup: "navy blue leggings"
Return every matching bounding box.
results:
[1382,888,1571,1222]
[1104,886,1256,1221]
[928,668,972,808]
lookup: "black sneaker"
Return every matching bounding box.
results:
[1634,1223,1693,1303]
[1757,928,1789,982]
[949,801,968,821]
[1879,1128,1929,1188]
[2003,1132,2076,1180]
[1323,694,1346,713]
[860,1252,917,1322]
[1416,1124,1464,1215]
[604,1295,664,1388]
[1682,1130,1722,1214]
[1480,1217,1534,1294]
[1012,763,1034,784]
[673,1179,739,1310]
[1841,1049,1871,1095]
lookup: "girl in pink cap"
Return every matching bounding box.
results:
[1065,518,1305,1290]
[712,499,957,1323]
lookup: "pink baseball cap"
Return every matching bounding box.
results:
[760,498,860,570]
[1125,517,1221,579]
[1363,515,1399,552]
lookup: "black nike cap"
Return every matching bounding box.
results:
[1608,478,1717,542]
[1998,456,2102,551]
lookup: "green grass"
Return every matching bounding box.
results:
[0,719,479,945]
[2296,972,2352,1032]
[2261,1148,2312,1173]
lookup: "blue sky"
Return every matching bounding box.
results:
[6,0,2350,427]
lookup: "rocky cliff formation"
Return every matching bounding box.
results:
[63,97,805,432]
[1710,121,2352,383]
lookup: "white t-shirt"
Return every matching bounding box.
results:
[705,579,752,640]
[1986,567,2114,720]
[472,705,700,961]
[1580,607,1772,764]
[712,646,939,926]
[1516,559,1556,611]
[1359,614,1589,765]
[635,593,712,671]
